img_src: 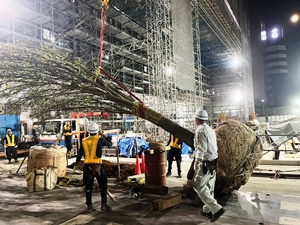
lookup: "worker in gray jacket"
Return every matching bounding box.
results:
[192,109,224,222]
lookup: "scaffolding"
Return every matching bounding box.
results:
[145,0,176,140]
[0,0,254,135]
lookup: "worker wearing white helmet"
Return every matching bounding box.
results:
[191,109,225,222]
[75,122,112,212]
[1,129,19,164]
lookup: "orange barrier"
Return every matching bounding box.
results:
[135,154,141,175]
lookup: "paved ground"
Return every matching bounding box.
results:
[0,156,300,225]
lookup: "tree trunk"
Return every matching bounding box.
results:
[133,104,263,196]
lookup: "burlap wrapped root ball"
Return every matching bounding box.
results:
[215,120,263,196]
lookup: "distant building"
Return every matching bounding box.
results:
[264,45,288,107]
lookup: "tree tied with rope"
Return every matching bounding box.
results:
[0,42,263,196]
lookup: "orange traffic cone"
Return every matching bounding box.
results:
[141,154,145,173]
[135,154,141,175]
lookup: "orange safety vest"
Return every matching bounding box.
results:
[63,125,72,136]
[82,136,102,164]
[170,135,181,149]
[6,135,15,147]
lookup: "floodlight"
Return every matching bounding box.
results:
[291,14,299,23]
[231,90,243,102]
[165,66,173,76]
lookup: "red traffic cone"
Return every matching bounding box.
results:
[135,154,141,175]
[141,154,145,173]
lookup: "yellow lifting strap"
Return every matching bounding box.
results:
[102,0,109,10]
[95,66,103,82]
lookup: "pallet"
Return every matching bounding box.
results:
[0,149,29,159]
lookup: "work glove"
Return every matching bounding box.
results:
[193,159,202,172]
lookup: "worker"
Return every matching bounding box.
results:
[1,129,19,164]
[166,134,182,178]
[63,121,72,153]
[75,122,112,212]
[192,109,225,222]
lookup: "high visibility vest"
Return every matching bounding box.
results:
[63,125,72,136]
[170,135,181,149]
[82,136,102,164]
[6,135,15,147]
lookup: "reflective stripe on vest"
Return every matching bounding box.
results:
[64,125,72,136]
[170,135,181,149]
[82,136,102,164]
[6,135,15,147]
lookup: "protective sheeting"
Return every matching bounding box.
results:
[118,137,149,158]
[181,143,194,155]
[266,120,300,146]
[172,0,195,91]
[0,114,21,138]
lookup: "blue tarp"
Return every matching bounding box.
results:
[0,114,21,139]
[181,142,194,155]
[118,137,149,158]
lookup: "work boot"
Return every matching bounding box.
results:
[101,204,112,212]
[199,210,212,218]
[210,208,225,222]
[8,160,12,164]
[166,172,171,177]
[178,173,182,178]
[86,205,96,212]
[14,160,19,163]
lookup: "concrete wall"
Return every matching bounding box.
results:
[172,0,195,91]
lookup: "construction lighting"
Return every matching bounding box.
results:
[231,90,243,102]
[231,56,241,67]
[291,14,300,23]
[165,66,173,76]
[134,86,143,90]
[261,99,264,103]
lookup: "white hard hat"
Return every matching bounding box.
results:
[195,109,208,120]
[7,129,12,133]
[87,122,99,134]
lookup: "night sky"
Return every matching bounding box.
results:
[249,0,300,106]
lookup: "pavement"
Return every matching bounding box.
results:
[0,155,300,225]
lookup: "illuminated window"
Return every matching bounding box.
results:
[271,28,278,39]
[261,31,267,41]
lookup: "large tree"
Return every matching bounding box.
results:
[0,42,262,195]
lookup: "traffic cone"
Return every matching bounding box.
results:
[141,154,145,173]
[135,154,141,175]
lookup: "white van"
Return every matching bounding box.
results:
[40,118,89,153]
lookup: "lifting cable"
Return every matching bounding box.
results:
[97,0,145,119]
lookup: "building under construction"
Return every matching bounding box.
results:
[2,2,300,225]
[0,0,254,135]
